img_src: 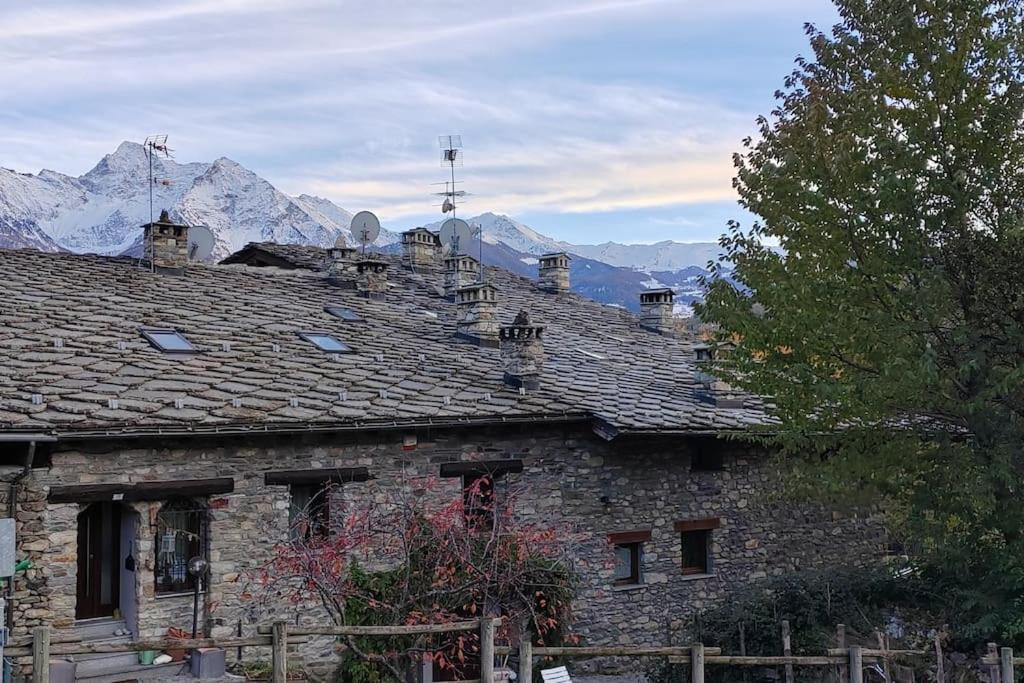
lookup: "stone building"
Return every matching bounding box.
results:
[0,230,883,679]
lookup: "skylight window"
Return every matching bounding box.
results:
[324,305,363,322]
[140,328,196,353]
[298,331,353,353]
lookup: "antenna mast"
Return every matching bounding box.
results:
[438,135,483,280]
[142,135,173,271]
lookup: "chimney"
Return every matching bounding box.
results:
[402,228,441,272]
[693,343,743,408]
[639,288,675,334]
[455,282,499,347]
[324,237,359,288]
[355,258,389,300]
[143,210,189,270]
[444,254,480,298]
[538,252,570,293]
[500,310,545,390]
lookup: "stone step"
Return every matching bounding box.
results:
[74,618,129,642]
[73,658,192,682]
[72,650,142,677]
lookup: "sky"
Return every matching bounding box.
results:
[0,0,839,245]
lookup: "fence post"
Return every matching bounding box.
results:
[31,626,50,683]
[519,639,532,683]
[1001,647,1015,683]
[934,633,945,683]
[271,621,287,683]
[836,624,848,683]
[849,645,863,683]
[781,620,794,683]
[876,630,891,683]
[991,643,1003,683]
[480,618,495,683]
[691,643,704,683]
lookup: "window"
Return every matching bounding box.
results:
[608,530,650,586]
[462,474,495,530]
[140,328,196,353]
[155,498,207,594]
[675,518,720,576]
[289,482,332,541]
[298,331,352,353]
[324,305,363,322]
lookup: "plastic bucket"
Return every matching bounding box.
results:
[138,650,157,666]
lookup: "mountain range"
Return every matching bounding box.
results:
[0,142,723,312]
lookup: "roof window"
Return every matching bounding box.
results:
[140,328,196,353]
[298,331,353,353]
[324,305,363,322]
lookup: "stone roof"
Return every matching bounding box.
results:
[0,243,769,439]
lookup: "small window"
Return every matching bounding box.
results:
[680,530,710,575]
[141,328,196,353]
[324,305,363,322]
[298,331,352,353]
[613,543,642,585]
[155,498,207,594]
[462,474,495,530]
[289,482,332,541]
[675,518,719,576]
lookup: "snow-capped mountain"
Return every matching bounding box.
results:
[1,142,723,312]
[0,142,394,260]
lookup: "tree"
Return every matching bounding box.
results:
[243,475,577,681]
[698,0,1024,642]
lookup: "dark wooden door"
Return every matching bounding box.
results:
[76,503,121,620]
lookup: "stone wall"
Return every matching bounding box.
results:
[6,424,885,663]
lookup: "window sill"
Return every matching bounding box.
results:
[155,590,205,600]
[679,573,715,582]
[612,582,648,592]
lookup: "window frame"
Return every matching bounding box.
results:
[608,530,651,586]
[288,481,333,542]
[297,330,353,353]
[323,305,364,322]
[140,327,197,354]
[675,518,720,576]
[154,498,208,595]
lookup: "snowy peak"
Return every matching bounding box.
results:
[0,142,377,259]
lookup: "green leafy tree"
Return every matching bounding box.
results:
[698,0,1024,642]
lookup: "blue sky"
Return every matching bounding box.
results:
[0,0,838,245]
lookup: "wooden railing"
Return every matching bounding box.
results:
[14,622,1017,683]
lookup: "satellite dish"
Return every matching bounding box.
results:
[350,211,381,250]
[188,225,215,262]
[440,218,472,255]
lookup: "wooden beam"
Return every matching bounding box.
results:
[48,478,234,503]
[32,626,49,683]
[272,622,288,683]
[439,460,523,478]
[532,646,721,657]
[264,468,369,486]
[607,530,652,544]
[259,618,492,636]
[674,518,721,532]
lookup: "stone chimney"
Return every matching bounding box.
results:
[692,343,743,408]
[500,311,545,390]
[143,210,189,270]
[355,258,389,300]
[444,254,480,298]
[402,228,441,272]
[639,288,675,334]
[324,236,359,287]
[455,282,499,347]
[538,252,570,293]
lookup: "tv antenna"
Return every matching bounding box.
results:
[439,218,472,256]
[188,225,215,262]
[438,134,484,278]
[349,211,381,255]
[142,134,173,271]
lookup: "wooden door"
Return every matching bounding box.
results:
[76,503,121,620]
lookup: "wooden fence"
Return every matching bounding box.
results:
[11,620,1021,683]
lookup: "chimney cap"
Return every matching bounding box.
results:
[640,288,675,302]
[540,251,571,260]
